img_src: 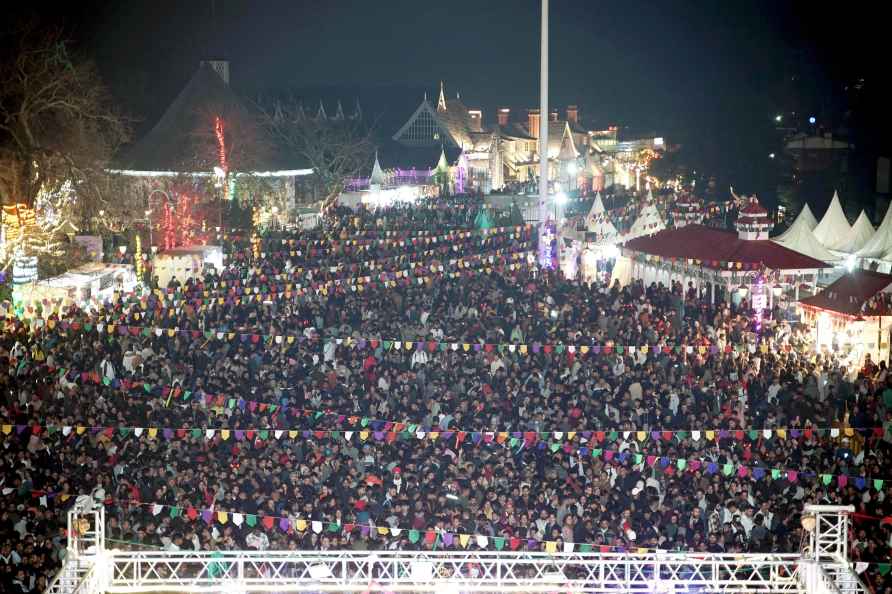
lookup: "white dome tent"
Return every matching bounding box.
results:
[838,210,876,255]
[813,191,852,250]
[775,204,820,242]
[772,209,840,262]
[856,204,892,259]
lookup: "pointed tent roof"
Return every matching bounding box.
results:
[857,205,892,258]
[558,125,579,161]
[316,101,327,120]
[586,193,619,241]
[627,202,665,240]
[369,152,386,187]
[813,191,852,250]
[435,147,449,173]
[796,204,819,231]
[774,203,818,240]
[351,97,362,120]
[771,210,840,261]
[840,211,876,254]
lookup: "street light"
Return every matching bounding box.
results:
[809,116,816,125]
[775,115,782,123]
[769,153,776,159]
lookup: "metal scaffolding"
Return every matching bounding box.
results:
[45,504,869,594]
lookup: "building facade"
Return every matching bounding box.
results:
[391,83,602,193]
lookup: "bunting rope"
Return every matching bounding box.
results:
[35,364,879,447]
[5,420,889,490]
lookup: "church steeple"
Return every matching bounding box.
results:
[437,81,447,112]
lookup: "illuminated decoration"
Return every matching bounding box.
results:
[12,254,38,285]
[34,180,76,227]
[162,200,176,250]
[251,233,261,260]
[538,219,556,269]
[455,153,468,194]
[134,235,144,282]
[1,202,65,270]
[751,274,767,332]
[106,168,314,177]
[214,115,232,200]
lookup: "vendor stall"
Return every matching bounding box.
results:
[13,263,137,316]
[799,269,892,369]
[153,245,224,287]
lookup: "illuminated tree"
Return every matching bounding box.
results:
[0,24,130,211]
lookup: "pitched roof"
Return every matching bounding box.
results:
[623,224,828,271]
[115,63,306,172]
[813,191,852,250]
[799,270,892,316]
[627,202,665,240]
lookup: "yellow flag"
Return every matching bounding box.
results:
[776,429,787,439]
[545,541,557,553]
[148,428,158,439]
[377,526,389,535]
[217,511,228,524]
[459,534,470,548]
[221,430,230,441]
[1,425,11,435]
[295,519,308,532]
[289,430,298,439]
[360,430,370,441]
[705,430,715,441]
[76,426,86,435]
[636,431,647,442]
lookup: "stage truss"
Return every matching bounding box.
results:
[46,504,868,593]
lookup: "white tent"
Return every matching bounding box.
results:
[775,204,819,241]
[771,210,840,262]
[626,202,665,240]
[857,205,892,258]
[838,211,875,254]
[586,193,619,243]
[796,204,819,231]
[813,191,852,250]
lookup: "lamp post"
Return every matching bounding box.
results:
[537,0,555,269]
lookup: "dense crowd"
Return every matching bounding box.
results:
[2,206,892,593]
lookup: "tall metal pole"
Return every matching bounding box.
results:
[537,0,554,268]
[539,0,548,204]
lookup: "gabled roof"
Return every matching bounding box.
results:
[771,209,840,262]
[800,270,892,316]
[114,63,307,173]
[813,191,852,250]
[623,224,828,271]
[840,211,875,254]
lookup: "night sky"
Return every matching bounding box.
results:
[9,1,888,204]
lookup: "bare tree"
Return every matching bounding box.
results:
[260,98,375,209]
[0,25,131,210]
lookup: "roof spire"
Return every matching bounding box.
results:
[437,81,447,112]
[369,150,386,187]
